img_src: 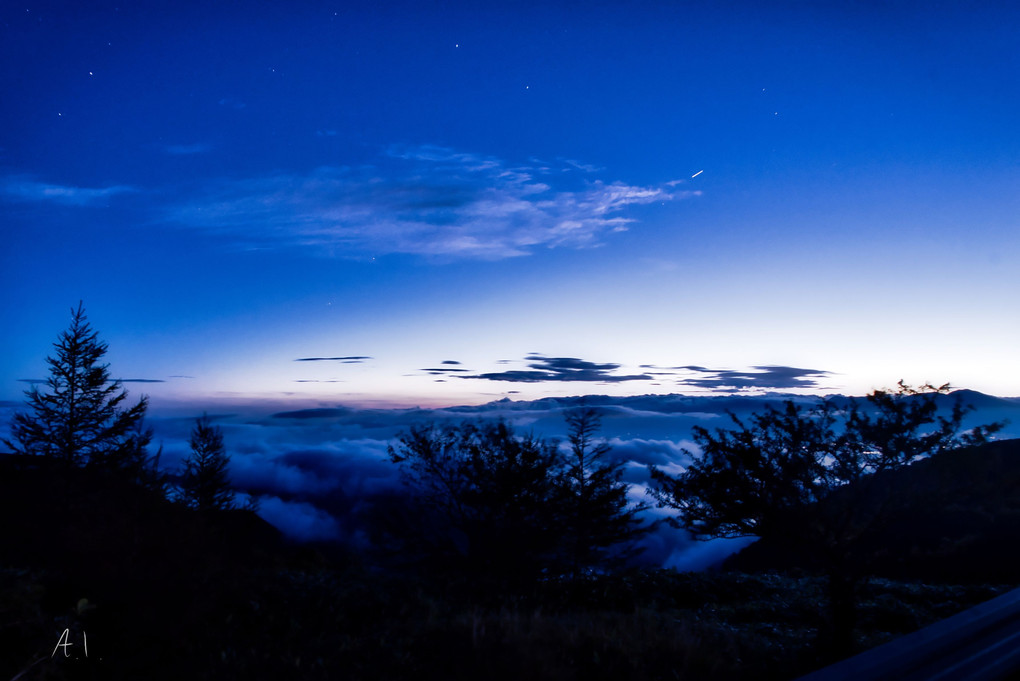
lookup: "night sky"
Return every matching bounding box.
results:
[3,1,1018,409]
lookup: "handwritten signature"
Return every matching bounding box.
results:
[51,628,88,659]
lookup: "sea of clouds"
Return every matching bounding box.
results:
[121,391,1020,571]
[2,391,1016,570]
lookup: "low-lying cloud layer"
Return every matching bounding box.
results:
[141,391,1020,569]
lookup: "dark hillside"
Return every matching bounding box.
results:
[726,438,1020,582]
[1,439,1016,680]
[0,453,295,679]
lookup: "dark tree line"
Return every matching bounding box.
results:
[387,408,649,582]
[649,382,1004,658]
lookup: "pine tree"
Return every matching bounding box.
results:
[5,302,151,471]
[560,408,648,574]
[182,414,234,512]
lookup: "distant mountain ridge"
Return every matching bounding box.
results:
[264,389,1020,443]
[463,390,1020,438]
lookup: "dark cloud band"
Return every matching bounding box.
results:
[465,354,653,384]
[676,365,831,390]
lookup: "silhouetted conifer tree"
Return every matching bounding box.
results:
[5,303,154,477]
[182,415,234,512]
[560,408,648,574]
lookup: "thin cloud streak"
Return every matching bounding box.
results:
[1,176,137,206]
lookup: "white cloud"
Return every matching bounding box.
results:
[163,145,694,260]
[256,496,340,542]
[141,391,1020,565]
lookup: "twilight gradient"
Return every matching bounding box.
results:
[2,1,1018,407]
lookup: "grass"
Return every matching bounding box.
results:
[5,558,1011,681]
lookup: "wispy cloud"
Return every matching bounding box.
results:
[295,356,372,363]
[19,377,165,384]
[561,158,603,173]
[421,367,472,375]
[163,145,693,259]
[1,176,137,206]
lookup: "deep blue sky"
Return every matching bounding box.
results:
[3,0,1018,407]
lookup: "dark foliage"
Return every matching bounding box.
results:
[728,437,1020,584]
[648,382,1005,658]
[0,455,288,681]
[388,419,564,581]
[181,414,235,512]
[386,413,653,583]
[559,408,650,573]
[3,303,162,488]
[0,425,1016,679]
[0,453,1009,681]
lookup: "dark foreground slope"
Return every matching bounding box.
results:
[0,442,1016,681]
